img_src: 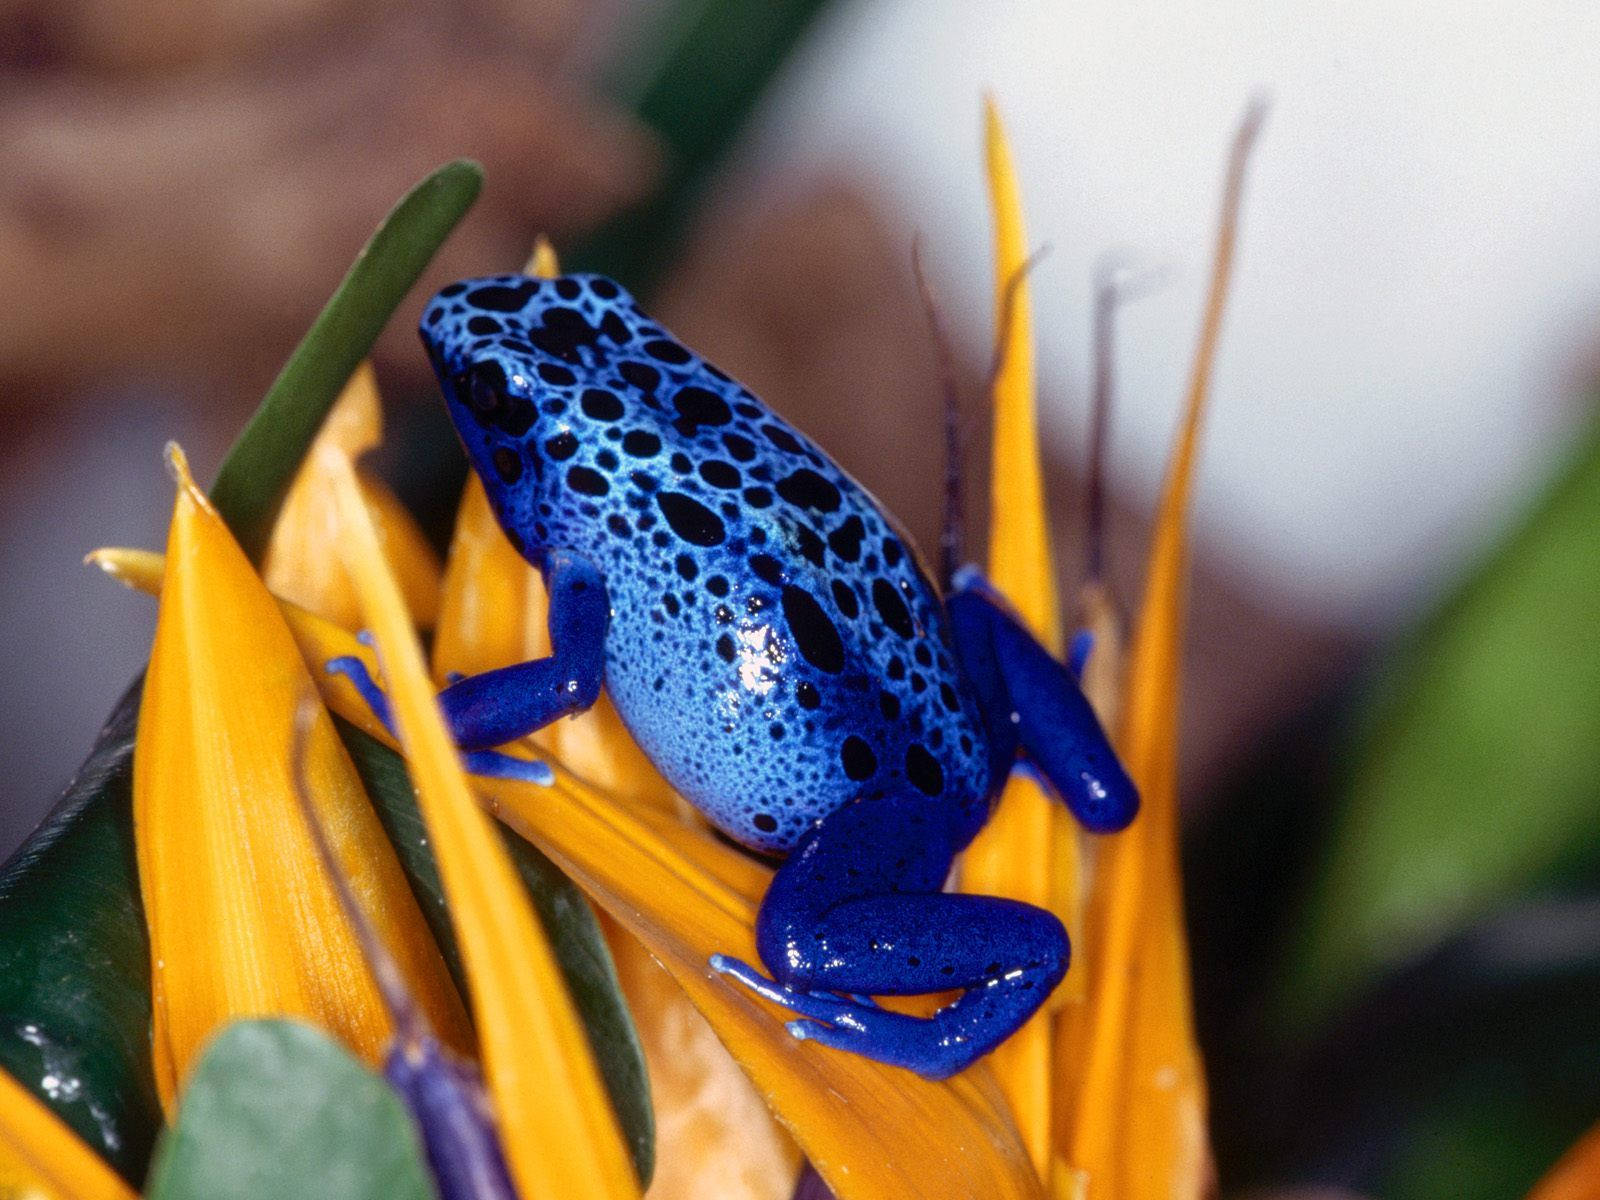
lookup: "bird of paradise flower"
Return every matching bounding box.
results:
[7,97,1597,1200]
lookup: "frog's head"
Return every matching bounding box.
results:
[419,272,644,508]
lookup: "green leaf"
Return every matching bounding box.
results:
[144,1019,433,1200]
[0,678,158,1182]
[1280,415,1600,1029]
[337,719,654,1187]
[210,159,482,561]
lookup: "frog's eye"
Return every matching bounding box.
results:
[459,361,506,416]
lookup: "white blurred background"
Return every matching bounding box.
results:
[746,0,1600,625]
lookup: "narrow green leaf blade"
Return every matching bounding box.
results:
[338,719,655,1187]
[1281,416,1600,1027]
[210,159,482,559]
[0,679,157,1182]
[144,1019,432,1200]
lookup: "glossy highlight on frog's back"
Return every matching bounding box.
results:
[420,273,996,855]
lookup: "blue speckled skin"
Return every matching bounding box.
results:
[391,271,1137,1077]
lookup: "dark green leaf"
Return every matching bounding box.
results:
[337,719,654,1187]
[1280,417,1600,1028]
[144,1019,433,1200]
[0,678,157,1183]
[210,159,482,560]
[576,0,835,293]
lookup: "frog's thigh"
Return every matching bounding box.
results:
[436,550,609,750]
[756,791,1065,1031]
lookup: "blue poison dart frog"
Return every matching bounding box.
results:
[330,272,1139,1079]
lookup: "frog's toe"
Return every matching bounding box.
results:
[327,655,396,735]
[787,1005,972,1080]
[461,749,554,786]
[710,955,853,1023]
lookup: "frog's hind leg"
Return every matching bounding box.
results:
[329,550,607,770]
[712,791,1068,1079]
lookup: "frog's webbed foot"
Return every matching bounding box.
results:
[712,954,954,1067]
[326,655,554,787]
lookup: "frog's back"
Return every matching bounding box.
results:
[422,273,995,853]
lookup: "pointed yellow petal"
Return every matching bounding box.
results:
[980,95,1056,642]
[957,97,1083,1179]
[261,363,442,629]
[524,236,561,279]
[484,765,1041,1200]
[152,584,1041,1200]
[1526,1121,1600,1200]
[1058,101,1266,1200]
[1074,580,1123,728]
[359,472,445,628]
[0,1067,136,1200]
[323,447,640,1200]
[87,546,417,751]
[85,547,165,593]
[134,445,469,1111]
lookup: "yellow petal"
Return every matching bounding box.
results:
[1525,1121,1600,1200]
[86,547,165,593]
[605,914,801,1200]
[1057,100,1266,1200]
[1074,581,1123,729]
[89,545,412,751]
[0,1067,136,1200]
[133,445,468,1111]
[524,236,561,279]
[100,545,1044,1200]
[261,363,442,629]
[957,96,1084,1180]
[323,447,640,1200]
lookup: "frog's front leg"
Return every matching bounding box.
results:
[946,571,1139,833]
[712,791,1068,1079]
[329,550,607,777]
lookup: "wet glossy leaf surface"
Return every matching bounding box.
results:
[0,158,486,1183]
[0,680,157,1182]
